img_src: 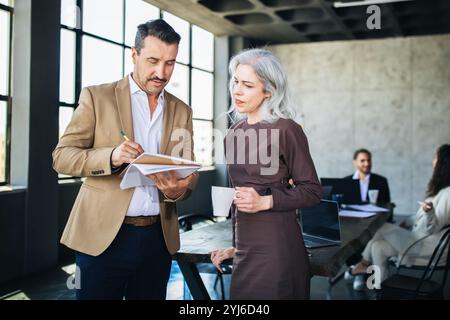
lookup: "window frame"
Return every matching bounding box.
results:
[163,12,215,166]
[60,0,131,109]
[0,2,13,186]
[59,0,132,180]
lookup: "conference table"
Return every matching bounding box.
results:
[173,205,393,300]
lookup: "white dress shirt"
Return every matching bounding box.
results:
[126,74,165,217]
[352,171,371,203]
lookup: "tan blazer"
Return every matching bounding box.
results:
[52,76,197,256]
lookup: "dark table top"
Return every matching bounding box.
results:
[174,210,391,278]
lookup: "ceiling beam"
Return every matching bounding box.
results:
[333,0,414,8]
[384,4,404,36]
[317,0,355,40]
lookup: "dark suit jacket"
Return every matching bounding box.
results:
[344,173,391,204]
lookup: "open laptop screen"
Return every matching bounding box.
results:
[300,200,341,242]
[320,178,361,204]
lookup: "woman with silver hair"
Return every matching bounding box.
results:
[210,48,322,299]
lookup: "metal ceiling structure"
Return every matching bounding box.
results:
[146,0,450,44]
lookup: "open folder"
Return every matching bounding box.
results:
[119,153,201,190]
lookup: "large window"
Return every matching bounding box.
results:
[0,0,13,185]
[162,12,214,166]
[59,0,214,174]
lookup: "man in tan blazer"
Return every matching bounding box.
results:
[52,19,197,300]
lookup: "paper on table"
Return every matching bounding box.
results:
[339,210,377,218]
[345,204,389,212]
[119,153,201,190]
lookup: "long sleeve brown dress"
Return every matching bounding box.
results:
[224,118,321,300]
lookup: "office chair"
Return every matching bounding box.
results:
[378,225,450,300]
[178,214,231,300]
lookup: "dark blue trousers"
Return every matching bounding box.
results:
[75,221,172,300]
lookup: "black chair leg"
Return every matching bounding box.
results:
[213,273,219,290]
[219,273,225,300]
[213,272,226,300]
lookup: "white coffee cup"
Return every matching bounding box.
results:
[368,189,379,204]
[211,186,235,217]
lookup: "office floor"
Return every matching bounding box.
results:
[3,215,449,300]
[1,216,389,301]
[0,260,376,300]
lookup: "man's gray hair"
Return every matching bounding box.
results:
[227,48,296,123]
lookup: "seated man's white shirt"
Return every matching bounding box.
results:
[353,171,370,203]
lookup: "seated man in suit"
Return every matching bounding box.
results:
[345,148,391,204]
[343,149,393,285]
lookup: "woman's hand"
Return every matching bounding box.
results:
[210,247,235,273]
[421,201,433,213]
[233,187,273,213]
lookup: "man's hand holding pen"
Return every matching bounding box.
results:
[111,131,144,167]
[111,140,144,167]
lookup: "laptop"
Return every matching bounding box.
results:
[300,200,342,249]
[320,178,362,204]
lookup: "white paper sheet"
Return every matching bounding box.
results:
[339,210,377,218]
[345,204,389,212]
[119,153,201,190]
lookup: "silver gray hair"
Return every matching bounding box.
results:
[227,48,296,124]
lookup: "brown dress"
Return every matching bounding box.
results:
[224,118,321,300]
